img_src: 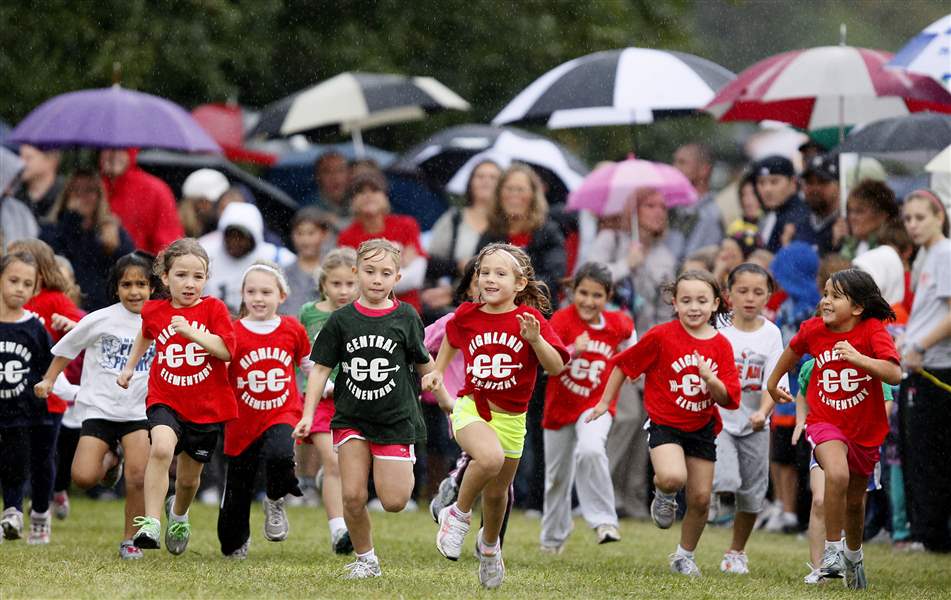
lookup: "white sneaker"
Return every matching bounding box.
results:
[803,562,823,584]
[263,497,289,541]
[225,538,250,560]
[720,550,749,574]
[1,507,23,540]
[755,500,779,530]
[477,529,505,589]
[539,543,565,555]
[669,552,702,577]
[650,493,678,529]
[27,510,51,545]
[436,505,470,561]
[819,545,845,579]
[344,555,382,579]
[596,524,621,544]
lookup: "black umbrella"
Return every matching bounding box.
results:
[834,113,951,162]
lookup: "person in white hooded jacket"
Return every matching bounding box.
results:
[200,202,295,313]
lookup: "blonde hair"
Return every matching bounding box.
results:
[475,242,551,313]
[488,163,549,235]
[356,238,401,270]
[55,255,83,305]
[7,238,69,292]
[238,260,288,318]
[316,247,357,301]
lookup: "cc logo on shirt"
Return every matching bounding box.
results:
[670,374,707,397]
[0,360,28,384]
[343,357,400,382]
[818,368,871,394]
[569,358,606,385]
[158,343,208,368]
[469,354,523,379]
[237,368,291,393]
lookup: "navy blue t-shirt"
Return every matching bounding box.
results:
[0,314,54,427]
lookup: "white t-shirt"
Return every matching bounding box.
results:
[718,318,788,437]
[51,303,154,422]
[906,238,951,368]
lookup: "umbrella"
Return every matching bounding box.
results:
[567,157,697,217]
[191,103,276,166]
[926,144,951,174]
[9,86,220,153]
[705,45,951,139]
[493,47,734,128]
[247,72,470,157]
[388,124,588,203]
[264,142,396,205]
[834,113,951,162]
[0,119,12,149]
[888,15,951,92]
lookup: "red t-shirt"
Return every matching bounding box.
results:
[446,302,569,419]
[543,306,634,430]
[225,317,310,456]
[509,232,532,248]
[337,214,427,311]
[141,297,237,424]
[613,319,740,434]
[26,289,85,414]
[790,317,899,448]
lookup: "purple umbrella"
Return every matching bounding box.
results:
[567,156,697,216]
[10,86,221,153]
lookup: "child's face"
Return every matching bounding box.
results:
[242,269,285,320]
[117,266,151,315]
[292,221,327,259]
[323,265,358,309]
[820,278,861,328]
[672,279,718,331]
[756,174,796,210]
[162,254,207,308]
[478,252,525,307]
[573,277,609,324]
[356,251,400,305]
[727,271,770,323]
[1,261,36,310]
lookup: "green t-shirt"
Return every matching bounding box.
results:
[798,358,893,401]
[300,302,339,382]
[310,302,430,444]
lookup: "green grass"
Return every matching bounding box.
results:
[0,497,948,599]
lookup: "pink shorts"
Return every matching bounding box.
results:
[309,397,335,435]
[332,427,416,463]
[806,422,880,477]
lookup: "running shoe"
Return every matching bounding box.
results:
[436,505,470,561]
[819,545,845,579]
[596,524,621,544]
[131,516,161,550]
[119,539,143,560]
[52,491,70,520]
[263,496,289,541]
[844,554,868,590]
[164,496,191,556]
[1,507,23,540]
[539,543,565,555]
[27,510,51,545]
[332,528,353,555]
[650,493,678,529]
[429,476,459,523]
[669,552,702,577]
[344,555,382,579]
[803,562,823,585]
[720,550,749,574]
[477,529,505,589]
[100,447,124,489]
[225,538,249,560]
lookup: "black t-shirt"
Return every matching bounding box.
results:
[310,303,430,444]
[15,176,64,220]
[0,315,53,427]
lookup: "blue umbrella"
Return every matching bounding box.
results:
[9,86,220,153]
[888,15,951,92]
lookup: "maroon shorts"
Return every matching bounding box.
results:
[806,422,880,477]
[332,427,416,463]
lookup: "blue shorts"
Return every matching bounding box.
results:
[808,452,881,491]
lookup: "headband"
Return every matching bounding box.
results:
[484,247,525,276]
[907,189,945,214]
[243,263,289,292]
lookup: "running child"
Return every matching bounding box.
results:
[422,242,569,589]
[589,270,741,578]
[293,239,445,579]
[768,268,901,590]
[298,248,358,554]
[34,251,159,559]
[541,262,635,552]
[0,252,55,544]
[714,263,788,575]
[217,261,309,559]
[117,238,237,554]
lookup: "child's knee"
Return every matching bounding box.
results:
[825,466,850,490]
[342,488,368,513]
[654,472,686,493]
[149,441,175,464]
[687,489,711,513]
[476,449,505,476]
[70,466,99,490]
[811,493,825,515]
[378,490,411,513]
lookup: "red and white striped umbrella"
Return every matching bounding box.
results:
[705,45,951,131]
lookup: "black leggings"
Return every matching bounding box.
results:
[217,424,301,555]
[54,425,81,494]
[0,418,61,514]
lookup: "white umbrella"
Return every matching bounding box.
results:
[926,144,951,174]
[888,15,951,92]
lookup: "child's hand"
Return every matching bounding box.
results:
[51,313,77,332]
[768,385,794,404]
[792,420,805,445]
[169,315,194,339]
[833,340,864,367]
[901,347,923,371]
[694,351,715,383]
[749,410,767,432]
[573,331,590,355]
[516,313,541,343]
[585,401,609,423]
[421,371,442,393]
[116,369,133,389]
[435,386,456,414]
[33,379,53,399]
[292,417,313,440]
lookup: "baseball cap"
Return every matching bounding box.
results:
[802,154,838,182]
[182,168,230,202]
[754,155,796,179]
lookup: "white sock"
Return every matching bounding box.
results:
[479,532,500,555]
[357,547,376,561]
[825,539,844,552]
[328,517,346,536]
[675,545,694,559]
[169,507,188,522]
[451,503,471,519]
[844,545,863,562]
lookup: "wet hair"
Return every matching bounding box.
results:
[848,179,899,220]
[727,262,775,294]
[571,262,614,298]
[6,238,69,292]
[475,242,552,313]
[905,189,949,237]
[238,260,289,318]
[356,238,401,270]
[154,238,209,279]
[316,247,358,301]
[828,268,896,322]
[663,269,731,326]
[107,251,159,303]
[0,251,39,294]
[453,257,479,304]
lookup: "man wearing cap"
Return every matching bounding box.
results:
[179,168,231,237]
[753,155,816,253]
[802,154,846,256]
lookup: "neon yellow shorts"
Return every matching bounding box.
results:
[450,395,526,459]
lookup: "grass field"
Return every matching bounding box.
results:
[0,497,948,599]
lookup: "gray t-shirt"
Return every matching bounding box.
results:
[906,238,951,368]
[427,207,483,264]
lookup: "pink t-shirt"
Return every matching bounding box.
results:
[423,312,466,404]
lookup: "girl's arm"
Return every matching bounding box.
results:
[421,336,459,391]
[170,315,231,361]
[293,364,333,439]
[34,356,72,398]
[416,357,455,413]
[749,391,775,432]
[767,347,801,404]
[586,367,625,422]
[833,341,902,386]
[695,351,732,407]
[516,313,566,375]
[904,299,951,369]
[791,391,808,445]
[117,331,153,389]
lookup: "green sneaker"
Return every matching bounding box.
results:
[166,518,191,555]
[132,516,161,550]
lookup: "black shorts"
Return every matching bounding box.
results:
[647,419,717,462]
[146,405,221,464]
[80,418,149,447]
[770,425,796,465]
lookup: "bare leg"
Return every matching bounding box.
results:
[808,466,826,566]
[372,457,414,512]
[481,458,520,547]
[815,441,849,543]
[649,444,688,494]
[729,512,757,552]
[454,422,505,513]
[143,426,177,518]
[680,457,714,552]
[172,454,204,516]
[70,436,110,489]
[337,440,373,554]
[120,430,150,540]
[844,474,868,552]
[314,433,344,521]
